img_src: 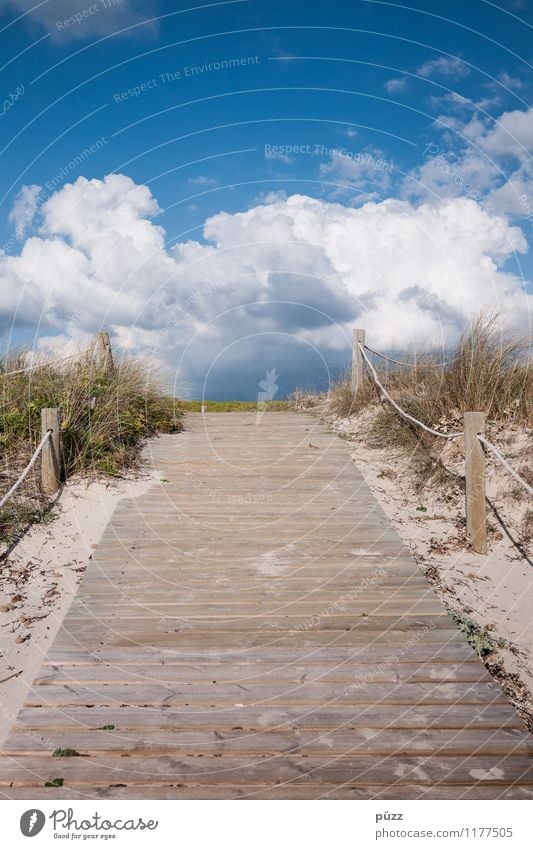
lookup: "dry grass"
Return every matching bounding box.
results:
[328,373,376,417]
[322,315,531,489]
[521,510,533,548]
[330,315,530,441]
[0,349,182,543]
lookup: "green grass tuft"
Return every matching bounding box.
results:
[180,400,289,412]
[53,748,80,758]
[448,610,499,657]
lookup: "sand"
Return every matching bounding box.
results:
[0,473,155,747]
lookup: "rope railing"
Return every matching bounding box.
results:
[0,332,116,522]
[352,328,531,556]
[358,343,462,440]
[364,344,457,368]
[0,430,52,510]
[478,435,533,497]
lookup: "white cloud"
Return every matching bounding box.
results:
[1,176,529,397]
[497,71,525,90]
[461,105,533,161]
[403,152,501,205]
[320,149,394,199]
[417,104,533,222]
[187,175,218,186]
[384,77,408,94]
[8,184,42,239]
[432,114,464,132]
[428,92,501,115]
[487,163,533,217]
[417,56,470,79]
[265,149,294,164]
[4,0,158,40]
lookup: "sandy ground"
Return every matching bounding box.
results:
[327,406,533,729]
[0,473,155,747]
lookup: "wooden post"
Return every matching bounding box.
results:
[41,408,61,497]
[97,331,114,375]
[351,328,365,396]
[464,412,487,555]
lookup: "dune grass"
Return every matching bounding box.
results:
[330,315,531,432]
[0,349,182,544]
[325,315,531,486]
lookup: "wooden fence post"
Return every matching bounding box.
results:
[41,407,61,497]
[351,328,365,396]
[464,412,487,555]
[97,331,114,375]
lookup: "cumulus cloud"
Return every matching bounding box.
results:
[497,71,525,90]
[427,92,501,115]
[417,55,470,79]
[265,149,294,164]
[8,184,42,239]
[403,151,501,205]
[0,175,529,397]
[320,149,394,200]
[384,77,408,94]
[187,175,218,186]
[460,105,533,161]
[4,0,158,40]
[416,104,533,220]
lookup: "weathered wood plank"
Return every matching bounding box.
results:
[3,784,532,801]
[5,728,531,757]
[0,754,531,786]
[13,703,525,731]
[34,660,487,685]
[23,681,505,707]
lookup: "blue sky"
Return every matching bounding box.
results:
[0,0,531,398]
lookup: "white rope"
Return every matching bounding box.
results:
[0,431,52,510]
[359,344,462,440]
[364,345,457,368]
[478,435,533,497]
[0,349,90,378]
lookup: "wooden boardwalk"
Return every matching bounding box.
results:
[1,412,532,799]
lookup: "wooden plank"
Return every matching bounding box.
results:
[3,784,532,801]
[45,642,479,663]
[0,755,531,786]
[48,628,468,650]
[13,704,526,731]
[34,660,488,685]
[5,728,531,757]
[23,681,505,707]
